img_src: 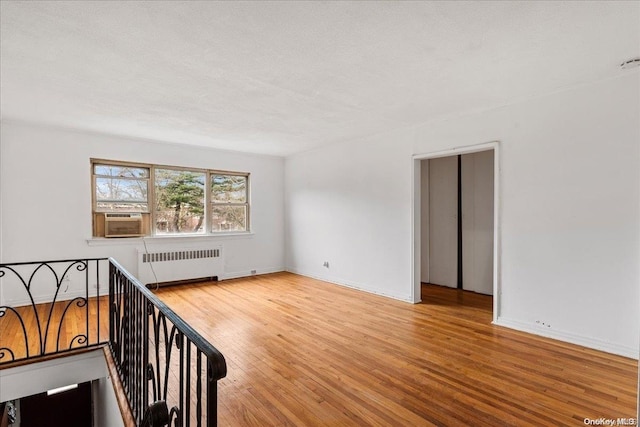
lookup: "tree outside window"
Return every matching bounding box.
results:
[211,174,248,232]
[155,169,205,234]
[94,164,149,212]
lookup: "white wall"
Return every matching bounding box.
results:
[285,73,640,357]
[285,126,415,300]
[93,376,125,427]
[0,122,285,303]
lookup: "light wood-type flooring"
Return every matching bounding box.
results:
[0,296,108,362]
[152,272,638,426]
[1,273,636,426]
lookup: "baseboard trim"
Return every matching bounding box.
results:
[286,268,413,303]
[494,317,638,359]
[220,267,285,281]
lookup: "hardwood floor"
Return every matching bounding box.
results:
[0,296,108,362]
[153,273,638,426]
[1,273,636,425]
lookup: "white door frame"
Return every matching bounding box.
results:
[411,141,501,322]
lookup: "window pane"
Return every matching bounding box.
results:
[211,175,247,203]
[96,177,148,203]
[94,165,149,178]
[155,169,206,234]
[211,206,247,232]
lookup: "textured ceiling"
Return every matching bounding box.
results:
[1,1,639,156]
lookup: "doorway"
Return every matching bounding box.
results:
[412,142,499,320]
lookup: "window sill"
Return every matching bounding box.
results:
[86,232,254,246]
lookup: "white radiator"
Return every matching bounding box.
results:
[137,246,223,286]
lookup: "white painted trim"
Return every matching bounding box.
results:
[411,141,499,161]
[492,145,502,320]
[411,141,501,320]
[0,349,108,402]
[287,268,414,303]
[87,233,254,246]
[220,267,285,281]
[411,158,422,303]
[494,317,638,360]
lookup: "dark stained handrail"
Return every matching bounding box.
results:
[109,257,226,426]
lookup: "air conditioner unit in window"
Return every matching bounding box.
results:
[104,213,143,237]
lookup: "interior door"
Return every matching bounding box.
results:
[428,156,458,288]
[461,150,494,295]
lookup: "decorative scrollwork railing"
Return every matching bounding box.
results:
[1,257,227,426]
[109,258,227,427]
[0,258,108,364]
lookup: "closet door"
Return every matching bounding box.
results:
[428,156,458,288]
[461,151,494,295]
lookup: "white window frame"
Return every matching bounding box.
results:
[209,171,251,234]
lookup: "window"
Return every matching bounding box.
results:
[211,174,249,232]
[91,160,250,237]
[94,164,149,212]
[155,169,206,235]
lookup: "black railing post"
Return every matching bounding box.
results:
[96,259,101,345]
[109,262,116,357]
[143,297,150,420]
[207,358,217,427]
[85,259,90,346]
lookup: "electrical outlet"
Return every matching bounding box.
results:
[323,261,329,268]
[535,320,551,328]
[251,270,257,275]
